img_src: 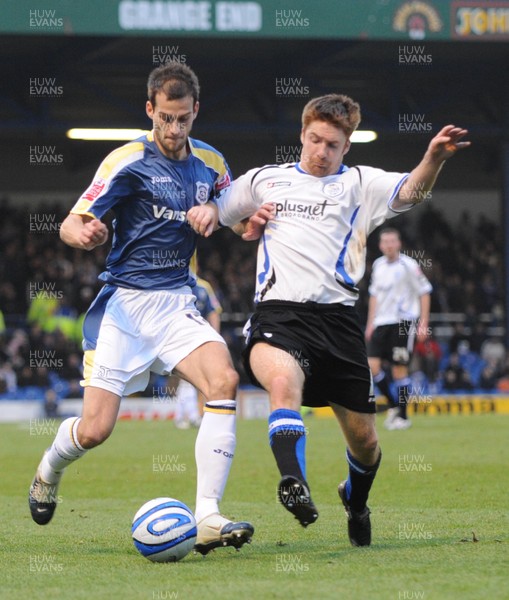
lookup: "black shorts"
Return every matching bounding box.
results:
[242,300,375,413]
[366,322,415,366]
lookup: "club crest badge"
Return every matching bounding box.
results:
[195,181,210,204]
[323,182,344,197]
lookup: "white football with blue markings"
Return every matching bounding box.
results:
[132,497,197,562]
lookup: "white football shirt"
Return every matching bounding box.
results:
[369,253,433,325]
[219,163,411,305]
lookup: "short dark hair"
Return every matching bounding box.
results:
[147,63,200,107]
[379,227,401,240]
[301,94,361,137]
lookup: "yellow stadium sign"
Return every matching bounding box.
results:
[313,395,509,417]
[454,2,509,39]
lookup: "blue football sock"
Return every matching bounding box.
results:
[268,409,307,482]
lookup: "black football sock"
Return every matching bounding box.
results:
[344,448,382,512]
[373,369,397,407]
[395,376,412,419]
[268,409,307,482]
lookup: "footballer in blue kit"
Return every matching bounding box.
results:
[72,133,231,291]
[28,62,254,555]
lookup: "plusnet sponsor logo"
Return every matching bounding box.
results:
[274,198,333,221]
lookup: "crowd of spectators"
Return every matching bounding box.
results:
[0,197,507,407]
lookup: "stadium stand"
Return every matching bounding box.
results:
[0,196,505,409]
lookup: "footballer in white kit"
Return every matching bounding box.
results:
[222,162,411,309]
[366,228,432,430]
[369,250,432,330]
[203,93,470,546]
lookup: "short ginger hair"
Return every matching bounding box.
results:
[301,94,361,137]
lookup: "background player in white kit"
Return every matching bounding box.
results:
[28,63,253,555]
[190,93,469,546]
[366,228,432,430]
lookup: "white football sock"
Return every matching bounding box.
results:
[39,417,87,484]
[194,400,236,523]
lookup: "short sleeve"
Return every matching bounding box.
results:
[412,263,433,295]
[354,166,411,235]
[70,141,144,218]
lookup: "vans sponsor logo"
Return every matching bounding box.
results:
[152,205,186,221]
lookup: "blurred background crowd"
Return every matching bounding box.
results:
[0,197,506,406]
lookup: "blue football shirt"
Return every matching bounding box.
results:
[71,132,231,290]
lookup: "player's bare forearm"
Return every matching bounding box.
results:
[187,202,218,237]
[232,204,275,241]
[420,293,431,323]
[417,293,431,340]
[395,125,470,207]
[397,154,444,205]
[365,296,377,340]
[60,213,109,250]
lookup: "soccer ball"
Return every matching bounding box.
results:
[131,497,197,562]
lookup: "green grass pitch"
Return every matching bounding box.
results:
[1,413,507,599]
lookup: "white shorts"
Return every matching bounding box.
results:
[81,285,225,397]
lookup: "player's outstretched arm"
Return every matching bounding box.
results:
[395,125,470,207]
[60,213,109,250]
